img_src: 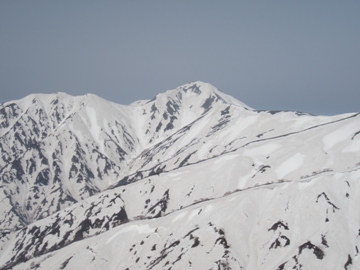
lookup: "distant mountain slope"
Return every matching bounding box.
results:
[1,82,360,269]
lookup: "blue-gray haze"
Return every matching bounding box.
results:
[1,1,359,115]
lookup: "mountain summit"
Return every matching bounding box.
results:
[1,82,360,269]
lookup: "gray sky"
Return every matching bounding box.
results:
[1,1,359,115]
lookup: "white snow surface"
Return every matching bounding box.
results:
[0,81,360,269]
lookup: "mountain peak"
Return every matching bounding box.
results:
[177,81,215,94]
[127,82,254,148]
[137,81,252,111]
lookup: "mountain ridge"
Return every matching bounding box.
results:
[1,82,360,269]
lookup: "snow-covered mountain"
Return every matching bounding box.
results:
[1,81,360,269]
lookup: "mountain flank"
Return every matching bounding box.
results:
[1,81,360,269]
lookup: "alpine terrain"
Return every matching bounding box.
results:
[1,81,360,270]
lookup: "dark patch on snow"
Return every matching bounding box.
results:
[172,252,185,265]
[183,83,201,95]
[60,256,73,269]
[178,151,197,168]
[11,159,25,180]
[252,165,271,178]
[147,189,169,218]
[221,106,230,115]
[344,254,352,269]
[215,259,232,270]
[215,236,230,249]
[206,120,230,137]
[155,122,162,133]
[270,235,290,249]
[191,237,200,248]
[201,96,215,111]
[351,131,360,140]
[50,98,59,105]
[148,240,180,270]
[164,116,177,132]
[110,207,129,227]
[150,104,159,120]
[256,109,312,116]
[0,103,22,129]
[148,165,166,177]
[268,220,289,231]
[175,91,182,100]
[277,261,287,270]
[183,227,200,239]
[164,122,174,132]
[256,129,274,138]
[166,99,180,115]
[316,192,340,212]
[259,110,282,115]
[298,241,324,260]
[35,169,50,186]
[321,235,329,247]
[186,186,195,197]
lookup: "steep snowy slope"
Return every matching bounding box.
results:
[0,92,140,231]
[1,81,360,269]
[0,81,255,232]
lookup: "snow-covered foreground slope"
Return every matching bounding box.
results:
[1,81,360,269]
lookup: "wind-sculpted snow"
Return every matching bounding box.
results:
[1,81,360,269]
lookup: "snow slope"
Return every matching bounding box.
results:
[1,81,360,269]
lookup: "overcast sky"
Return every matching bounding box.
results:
[1,1,359,115]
